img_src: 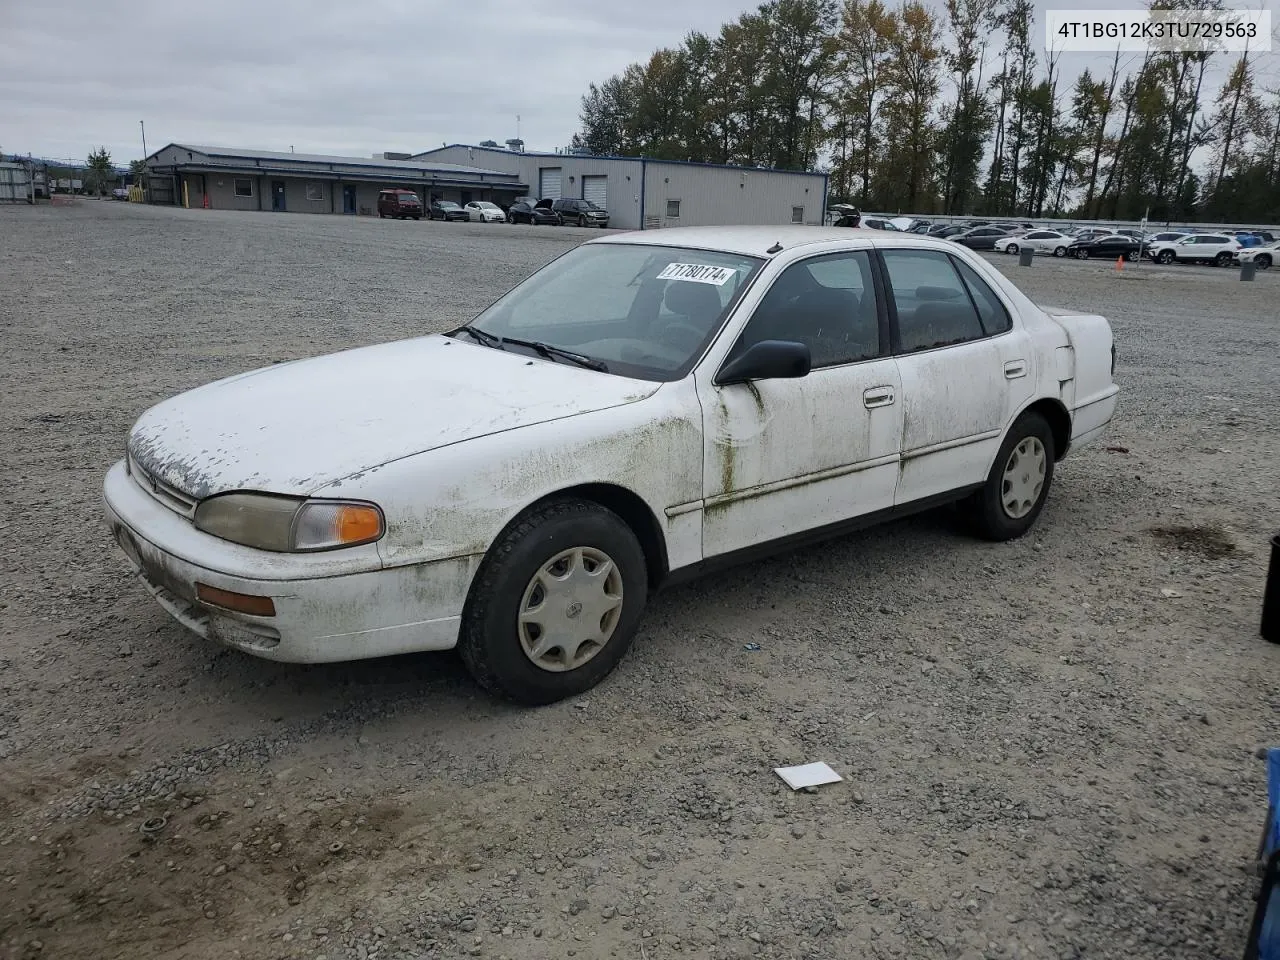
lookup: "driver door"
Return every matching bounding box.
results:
[693,249,904,558]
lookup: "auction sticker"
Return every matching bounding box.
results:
[657,262,735,285]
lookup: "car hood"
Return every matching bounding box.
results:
[127,335,659,500]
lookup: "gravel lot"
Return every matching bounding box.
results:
[1,200,1278,960]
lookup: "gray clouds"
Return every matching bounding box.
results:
[1,0,746,162]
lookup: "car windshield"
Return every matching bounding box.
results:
[477,202,500,209]
[456,243,765,382]
[437,201,459,208]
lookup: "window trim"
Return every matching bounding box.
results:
[665,199,681,219]
[949,254,1014,337]
[233,177,254,198]
[718,248,890,375]
[791,205,804,224]
[874,247,1015,357]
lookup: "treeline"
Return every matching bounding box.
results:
[573,0,1280,222]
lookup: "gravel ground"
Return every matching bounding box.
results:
[1,200,1278,960]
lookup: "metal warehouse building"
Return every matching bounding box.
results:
[413,144,829,230]
[144,143,527,214]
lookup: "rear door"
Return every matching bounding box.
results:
[876,245,1034,505]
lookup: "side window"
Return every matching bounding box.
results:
[881,249,986,353]
[952,258,1013,335]
[730,251,880,369]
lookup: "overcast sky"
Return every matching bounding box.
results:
[2,0,1273,166]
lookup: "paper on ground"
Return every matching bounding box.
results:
[774,762,843,790]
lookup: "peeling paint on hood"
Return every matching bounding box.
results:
[127,335,659,499]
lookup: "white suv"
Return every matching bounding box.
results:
[1146,233,1241,266]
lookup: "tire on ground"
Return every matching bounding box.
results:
[965,411,1056,542]
[458,497,649,705]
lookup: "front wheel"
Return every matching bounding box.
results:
[965,411,1055,542]
[1075,248,1089,259]
[459,498,648,705]
[579,215,589,228]
[1256,253,1272,269]
[1053,246,1067,258]
[1215,252,1233,267]
[1158,250,1175,264]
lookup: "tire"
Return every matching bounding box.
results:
[458,498,649,705]
[1125,250,1137,262]
[579,215,589,228]
[1158,250,1175,264]
[1053,246,1067,258]
[1007,244,1019,256]
[413,215,420,221]
[966,411,1056,542]
[1215,252,1232,267]
[1257,254,1272,269]
[1076,248,1088,259]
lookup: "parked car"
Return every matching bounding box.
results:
[1145,233,1242,266]
[948,226,1010,250]
[507,200,562,225]
[993,229,1074,258]
[1066,234,1142,261]
[552,198,610,228]
[464,200,506,223]
[860,217,901,231]
[102,226,1118,705]
[376,189,422,220]
[1139,230,1190,252]
[1237,240,1279,269]
[111,186,130,201]
[428,200,469,222]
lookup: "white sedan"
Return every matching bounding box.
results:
[103,227,1119,704]
[464,201,506,223]
[993,230,1073,258]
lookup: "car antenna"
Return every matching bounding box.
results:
[766,241,784,254]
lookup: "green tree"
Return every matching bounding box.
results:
[86,146,113,196]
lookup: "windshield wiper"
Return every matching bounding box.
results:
[498,336,608,372]
[451,325,503,349]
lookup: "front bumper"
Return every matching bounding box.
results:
[102,459,478,663]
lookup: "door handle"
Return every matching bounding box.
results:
[863,386,895,408]
[1004,360,1027,379]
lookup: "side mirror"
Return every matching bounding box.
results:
[715,340,811,386]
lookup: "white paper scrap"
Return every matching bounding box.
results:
[774,762,843,790]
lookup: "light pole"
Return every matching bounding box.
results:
[139,121,149,200]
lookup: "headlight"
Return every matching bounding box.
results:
[193,493,384,552]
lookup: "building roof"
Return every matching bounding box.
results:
[412,143,827,179]
[150,143,515,178]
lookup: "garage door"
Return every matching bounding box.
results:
[539,167,562,200]
[582,175,607,209]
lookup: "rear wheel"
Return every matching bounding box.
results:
[459,498,648,705]
[966,412,1055,542]
[1125,250,1138,261]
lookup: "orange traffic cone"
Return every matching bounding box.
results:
[1115,256,1124,271]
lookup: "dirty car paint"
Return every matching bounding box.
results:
[127,335,661,499]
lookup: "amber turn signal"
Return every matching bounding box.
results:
[196,582,277,617]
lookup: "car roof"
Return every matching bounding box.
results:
[587,224,961,257]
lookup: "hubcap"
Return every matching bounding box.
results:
[517,547,623,672]
[1001,436,1047,519]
